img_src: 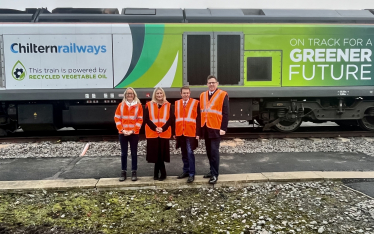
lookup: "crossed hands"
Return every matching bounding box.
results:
[156,127,163,133]
[122,130,134,136]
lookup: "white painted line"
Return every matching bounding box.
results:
[80,143,90,157]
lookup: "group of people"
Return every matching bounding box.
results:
[114,75,229,184]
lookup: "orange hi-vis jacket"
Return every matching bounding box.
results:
[145,101,171,139]
[175,98,199,137]
[114,102,143,134]
[200,89,227,130]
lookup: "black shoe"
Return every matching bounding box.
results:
[159,176,167,181]
[203,171,212,178]
[154,176,159,180]
[119,170,126,182]
[131,171,137,181]
[177,172,189,179]
[209,176,217,184]
[187,175,194,183]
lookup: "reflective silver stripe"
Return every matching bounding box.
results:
[178,99,197,123]
[186,99,196,121]
[149,102,156,123]
[175,100,182,122]
[123,124,135,128]
[136,123,142,127]
[202,92,207,113]
[120,102,125,119]
[208,90,222,110]
[150,102,169,125]
[201,91,223,115]
[116,122,121,125]
[138,116,143,119]
[128,116,136,120]
[205,109,222,115]
[122,116,129,119]
[115,114,121,118]
[159,103,168,123]
[133,105,139,120]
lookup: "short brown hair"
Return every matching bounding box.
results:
[180,86,190,93]
[207,75,218,82]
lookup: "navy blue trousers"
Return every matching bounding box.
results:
[180,136,196,176]
[119,134,139,171]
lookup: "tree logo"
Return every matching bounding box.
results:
[12,60,26,81]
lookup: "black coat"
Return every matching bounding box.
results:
[144,102,174,163]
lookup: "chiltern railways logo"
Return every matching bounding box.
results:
[12,60,26,81]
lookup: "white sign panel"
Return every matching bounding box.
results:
[3,35,113,89]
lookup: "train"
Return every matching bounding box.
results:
[1,7,374,135]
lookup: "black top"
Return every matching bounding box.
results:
[201,89,229,139]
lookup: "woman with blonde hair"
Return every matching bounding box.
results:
[114,87,143,181]
[144,87,174,181]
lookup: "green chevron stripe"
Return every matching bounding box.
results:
[126,33,182,87]
[116,24,164,88]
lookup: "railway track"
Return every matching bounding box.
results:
[1,126,374,143]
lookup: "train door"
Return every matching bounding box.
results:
[183,32,251,121]
[183,32,243,86]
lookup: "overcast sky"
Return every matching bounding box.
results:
[3,0,374,11]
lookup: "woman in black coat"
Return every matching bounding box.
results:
[144,87,174,181]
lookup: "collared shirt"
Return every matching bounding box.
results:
[183,98,189,107]
[126,100,138,107]
[209,90,216,96]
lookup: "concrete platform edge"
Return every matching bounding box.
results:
[1,171,374,192]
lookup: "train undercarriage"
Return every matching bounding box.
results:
[1,96,374,136]
[253,97,374,132]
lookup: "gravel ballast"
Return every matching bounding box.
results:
[1,137,374,158]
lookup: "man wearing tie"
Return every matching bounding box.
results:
[174,86,200,183]
[200,75,229,184]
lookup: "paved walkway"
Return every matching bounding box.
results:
[1,152,374,197]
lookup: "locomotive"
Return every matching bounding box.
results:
[1,7,374,135]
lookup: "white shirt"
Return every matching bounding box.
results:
[209,90,216,95]
[183,98,189,106]
[126,100,138,107]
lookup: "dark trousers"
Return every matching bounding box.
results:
[205,136,220,177]
[180,136,196,176]
[119,134,139,171]
[154,138,167,178]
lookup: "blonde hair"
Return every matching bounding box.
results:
[151,87,167,104]
[122,87,141,104]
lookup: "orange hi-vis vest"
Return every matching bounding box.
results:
[200,89,227,130]
[145,101,171,139]
[175,98,199,137]
[114,102,143,134]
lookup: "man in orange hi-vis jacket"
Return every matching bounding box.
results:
[200,75,229,184]
[114,87,143,182]
[174,86,200,183]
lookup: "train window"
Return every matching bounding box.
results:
[183,33,212,85]
[215,34,243,85]
[246,57,272,81]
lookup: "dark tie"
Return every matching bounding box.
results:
[183,102,187,108]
